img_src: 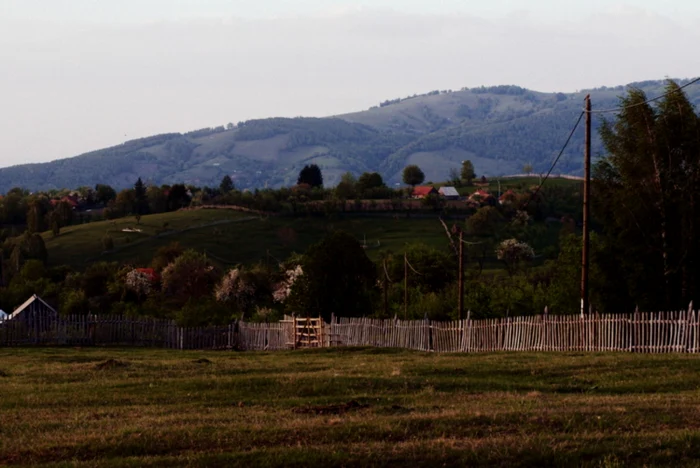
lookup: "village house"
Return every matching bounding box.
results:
[412,186,438,199]
[468,189,495,205]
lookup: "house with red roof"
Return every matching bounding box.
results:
[412,186,438,199]
[468,189,495,205]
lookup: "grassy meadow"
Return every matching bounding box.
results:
[43,210,453,269]
[1,347,700,467]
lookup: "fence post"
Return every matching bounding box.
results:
[686,301,694,353]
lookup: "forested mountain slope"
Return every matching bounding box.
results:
[1,79,697,192]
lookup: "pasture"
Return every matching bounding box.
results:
[43,210,452,269]
[1,348,699,467]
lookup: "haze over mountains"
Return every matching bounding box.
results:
[1,79,697,193]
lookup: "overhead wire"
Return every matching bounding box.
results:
[585,77,700,114]
[522,78,700,208]
[404,254,423,276]
[521,111,585,210]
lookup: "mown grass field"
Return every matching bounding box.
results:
[1,348,699,467]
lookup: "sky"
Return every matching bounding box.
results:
[1,0,699,167]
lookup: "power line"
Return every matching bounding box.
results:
[404,255,423,276]
[585,77,700,114]
[521,111,585,210]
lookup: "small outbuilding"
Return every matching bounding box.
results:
[438,186,460,200]
[7,295,58,322]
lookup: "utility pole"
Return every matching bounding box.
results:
[581,95,592,317]
[448,225,465,320]
[404,253,408,320]
[383,258,389,317]
[458,229,464,320]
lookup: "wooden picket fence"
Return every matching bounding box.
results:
[1,310,700,353]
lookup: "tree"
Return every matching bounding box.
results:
[220,175,234,194]
[95,184,117,205]
[402,165,425,188]
[161,250,220,301]
[461,160,476,185]
[335,172,357,200]
[522,163,533,175]
[357,172,384,194]
[466,206,503,237]
[147,186,168,214]
[26,198,50,233]
[50,211,61,237]
[167,184,191,211]
[55,201,74,227]
[286,231,377,320]
[114,189,136,217]
[593,80,700,310]
[496,239,534,276]
[134,178,148,218]
[297,164,323,188]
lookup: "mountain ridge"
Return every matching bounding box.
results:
[2,79,697,193]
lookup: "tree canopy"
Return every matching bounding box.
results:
[402,165,425,187]
[287,231,377,320]
[297,164,323,188]
[593,80,700,310]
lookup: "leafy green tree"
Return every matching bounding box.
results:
[114,189,136,216]
[335,172,357,200]
[593,81,700,310]
[147,186,168,213]
[402,165,425,188]
[95,184,117,205]
[287,231,377,320]
[461,160,476,185]
[522,163,533,175]
[161,250,220,302]
[297,164,323,188]
[219,175,234,194]
[466,206,504,237]
[357,172,384,194]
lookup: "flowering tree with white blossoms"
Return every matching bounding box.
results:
[215,268,255,305]
[125,269,153,297]
[496,239,535,276]
[272,265,303,303]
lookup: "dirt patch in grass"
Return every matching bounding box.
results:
[94,359,129,370]
[0,370,8,377]
[192,358,212,364]
[293,400,370,415]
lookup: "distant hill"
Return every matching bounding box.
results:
[2,79,698,193]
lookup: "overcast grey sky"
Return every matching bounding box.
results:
[1,0,699,167]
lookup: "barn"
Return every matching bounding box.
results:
[438,186,460,200]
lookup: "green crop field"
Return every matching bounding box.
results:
[1,348,699,467]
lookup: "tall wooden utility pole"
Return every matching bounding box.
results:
[383,258,389,317]
[458,229,464,320]
[404,253,408,320]
[581,95,592,317]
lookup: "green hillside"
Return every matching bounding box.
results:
[43,209,453,270]
[2,79,696,193]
